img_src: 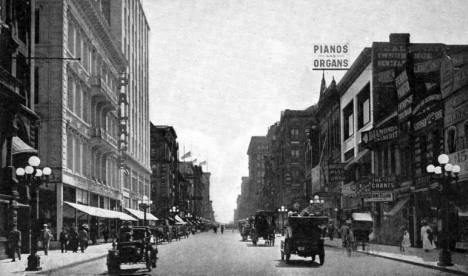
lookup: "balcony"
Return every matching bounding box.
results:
[91,127,118,151]
[90,75,118,105]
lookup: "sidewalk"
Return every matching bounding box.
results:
[325,238,468,275]
[0,243,111,276]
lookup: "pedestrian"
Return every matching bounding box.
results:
[102,228,109,244]
[328,223,335,241]
[8,224,21,262]
[421,220,435,252]
[401,228,411,253]
[221,225,224,234]
[398,226,406,252]
[59,227,69,253]
[78,226,89,253]
[40,224,53,256]
[69,227,79,253]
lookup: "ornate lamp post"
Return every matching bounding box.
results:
[277,206,288,236]
[169,206,179,215]
[16,156,51,271]
[426,153,460,267]
[310,195,325,215]
[138,195,153,227]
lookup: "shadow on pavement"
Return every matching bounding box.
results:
[275,259,323,268]
[246,243,275,248]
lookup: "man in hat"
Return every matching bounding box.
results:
[59,227,69,253]
[40,224,53,256]
[9,224,21,262]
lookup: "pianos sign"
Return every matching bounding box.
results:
[312,44,350,70]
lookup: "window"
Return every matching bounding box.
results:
[447,129,456,154]
[291,149,300,158]
[34,67,39,104]
[35,9,40,43]
[67,21,74,54]
[124,171,130,189]
[290,129,299,141]
[67,134,73,170]
[343,101,354,140]
[358,84,371,129]
[67,77,74,111]
[75,82,82,118]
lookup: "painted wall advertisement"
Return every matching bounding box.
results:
[312,44,349,69]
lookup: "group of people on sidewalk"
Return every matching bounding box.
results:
[58,224,96,253]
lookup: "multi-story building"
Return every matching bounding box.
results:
[104,0,151,218]
[247,136,268,211]
[338,33,468,248]
[236,176,250,220]
[269,110,315,211]
[32,0,150,239]
[150,124,179,219]
[0,0,39,258]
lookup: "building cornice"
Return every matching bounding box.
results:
[71,0,127,73]
[338,47,372,97]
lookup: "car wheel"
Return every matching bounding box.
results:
[319,253,325,265]
[284,242,291,264]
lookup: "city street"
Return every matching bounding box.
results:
[34,231,459,276]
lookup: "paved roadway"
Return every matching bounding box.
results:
[37,230,458,276]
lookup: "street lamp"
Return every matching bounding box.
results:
[310,195,325,215]
[426,153,461,267]
[16,156,51,271]
[277,206,288,236]
[169,206,179,214]
[138,195,153,227]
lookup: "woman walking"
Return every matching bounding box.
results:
[421,221,435,252]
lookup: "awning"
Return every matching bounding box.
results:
[12,136,37,155]
[124,208,158,221]
[175,215,186,224]
[64,202,137,221]
[384,197,410,216]
[344,149,370,170]
[352,212,373,221]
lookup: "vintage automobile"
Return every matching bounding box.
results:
[250,210,276,246]
[351,212,374,251]
[281,215,328,265]
[107,225,158,273]
[238,219,252,241]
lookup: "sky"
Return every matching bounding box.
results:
[140,0,468,223]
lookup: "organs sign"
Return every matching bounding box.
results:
[312,44,350,70]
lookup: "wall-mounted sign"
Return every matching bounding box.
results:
[364,192,394,202]
[449,149,468,178]
[440,53,454,98]
[362,125,398,147]
[312,44,349,70]
[412,85,443,132]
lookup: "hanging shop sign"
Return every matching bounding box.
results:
[393,186,414,199]
[312,44,350,69]
[369,176,397,190]
[327,163,347,182]
[364,192,394,202]
[414,175,432,189]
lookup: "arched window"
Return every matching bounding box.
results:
[447,128,456,154]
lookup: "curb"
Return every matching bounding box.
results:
[324,244,468,276]
[38,253,108,274]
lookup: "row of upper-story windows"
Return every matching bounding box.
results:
[67,15,118,95]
